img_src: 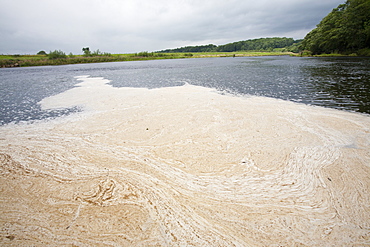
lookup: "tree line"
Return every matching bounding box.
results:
[158,38,302,53]
[301,0,370,55]
[217,38,301,52]
[40,47,112,60]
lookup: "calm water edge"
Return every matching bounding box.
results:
[0,56,369,125]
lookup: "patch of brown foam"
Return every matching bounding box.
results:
[1,76,370,246]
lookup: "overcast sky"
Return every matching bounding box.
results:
[0,0,344,54]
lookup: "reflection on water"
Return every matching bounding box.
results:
[0,66,81,125]
[0,56,369,125]
[303,58,370,113]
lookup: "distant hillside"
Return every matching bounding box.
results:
[301,0,370,55]
[158,37,302,53]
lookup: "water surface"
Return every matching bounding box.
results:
[0,56,369,125]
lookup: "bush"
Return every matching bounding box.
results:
[300,50,312,56]
[91,49,102,56]
[137,51,150,57]
[48,50,67,59]
[358,48,370,56]
[37,50,47,55]
[82,47,91,56]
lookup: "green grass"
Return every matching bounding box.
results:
[296,49,369,57]
[191,51,295,57]
[0,51,297,68]
[313,53,350,57]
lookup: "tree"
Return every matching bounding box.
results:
[37,50,47,55]
[344,0,370,51]
[301,0,370,54]
[158,44,217,53]
[216,37,295,52]
[48,50,67,59]
[82,47,91,56]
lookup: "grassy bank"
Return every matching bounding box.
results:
[191,51,295,57]
[0,53,183,68]
[0,51,296,68]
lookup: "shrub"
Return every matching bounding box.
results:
[102,52,112,56]
[358,48,370,56]
[82,47,91,56]
[91,49,102,56]
[300,50,312,56]
[48,50,67,59]
[37,50,47,55]
[137,51,150,57]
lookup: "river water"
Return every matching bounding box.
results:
[0,56,369,125]
[1,56,370,246]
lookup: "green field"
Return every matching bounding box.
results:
[0,51,298,68]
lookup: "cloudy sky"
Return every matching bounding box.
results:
[0,0,344,54]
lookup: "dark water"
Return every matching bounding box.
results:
[0,56,369,125]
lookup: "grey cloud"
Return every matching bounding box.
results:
[0,0,345,54]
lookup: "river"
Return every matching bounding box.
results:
[0,56,369,125]
[0,56,370,246]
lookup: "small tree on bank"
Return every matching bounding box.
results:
[82,47,111,56]
[82,47,91,56]
[37,50,47,55]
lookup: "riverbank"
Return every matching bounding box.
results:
[2,51,366,68]
[0,51,296,68]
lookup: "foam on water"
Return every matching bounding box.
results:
[1,76,370,246]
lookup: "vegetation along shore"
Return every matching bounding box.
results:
[1,0,369,68]
[0,50,297,68]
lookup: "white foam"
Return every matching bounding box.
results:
[1,76,370,246]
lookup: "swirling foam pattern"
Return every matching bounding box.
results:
[1,76,370,246]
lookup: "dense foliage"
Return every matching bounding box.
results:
[48,50,67,59]
[37,50,47,55]
[159,44,217,53]
[217,38,299,52]
[301,0,370,55]
[158,38,301,53]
